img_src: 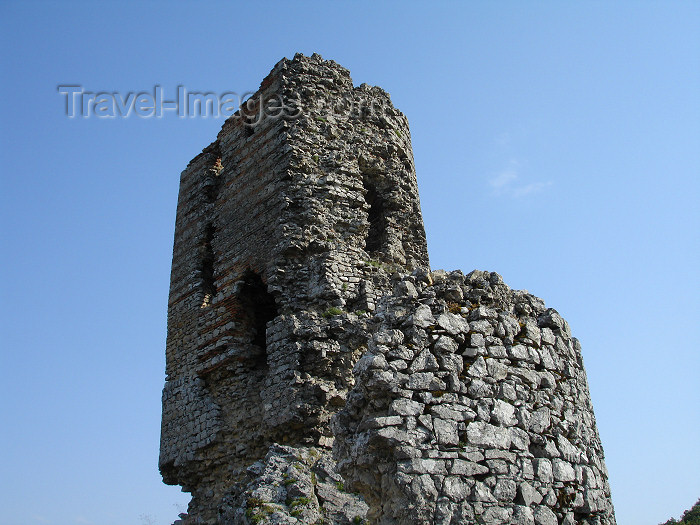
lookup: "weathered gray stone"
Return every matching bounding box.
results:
[375,329,405,347]
[482,506,512,523]
[557,434,581,462]
[493,479,517,501]
[491,399,516,426]
[447,363,469,387]
[399,458,448,475]
[390,398,424,417]
[408,349,439,373]
[513,505,536,525]
[467,356,488,378]
[508,343,529,360]
[467,378,494,398]
[552,458,577,481]
[436,312,469,335]
[443,476,470,501]
[535,458,554,484]
[353,353,388,374]
[412,305,435,329]
[469,319,494,335]
[534,505,558,525]
[517,481,543,506]
[359,415,402,429]
[408,371,444,390]
[451,459,488,476]
[486,358,508,380]
[472,481,496,502]
[469,332,485,347]
[433,418,459,445]
[510,427,531,451]
[529,406,551,433]
[466,421,512,449]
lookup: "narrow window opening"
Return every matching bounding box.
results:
[200,224,216,306]
[362,177,385,254]
[238,271,278,368]
[204,156,223,204]
[203,179,218,203]
[244,116,256,137]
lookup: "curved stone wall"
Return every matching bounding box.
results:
[333,270,615,525]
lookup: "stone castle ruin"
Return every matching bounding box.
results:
[159,53,616,525]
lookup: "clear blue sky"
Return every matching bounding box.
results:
[1,1,698,524]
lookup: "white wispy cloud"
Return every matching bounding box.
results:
[488,160,551,198]
[511,181,552,197]
[489,169,517,189]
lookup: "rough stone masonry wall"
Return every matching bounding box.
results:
[160,53,615,525]
[332,270,615,525]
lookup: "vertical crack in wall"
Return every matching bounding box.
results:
[200,224,216,305]
[199,157,222,308]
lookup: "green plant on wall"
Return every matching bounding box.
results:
[322,307,344,318]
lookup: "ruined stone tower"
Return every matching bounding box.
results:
[160,54,615,525]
